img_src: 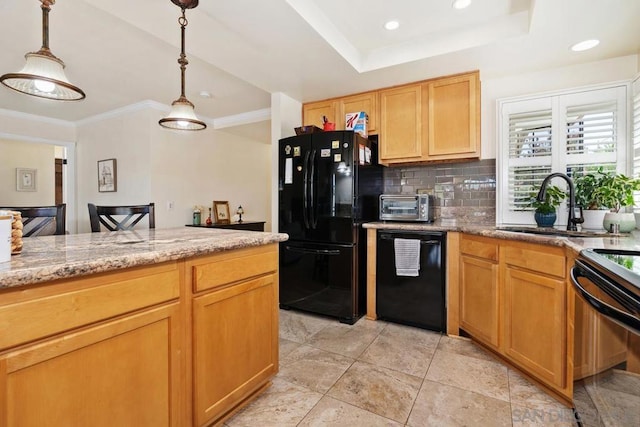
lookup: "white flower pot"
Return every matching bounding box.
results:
[581,210,607,230]
[602,212,636,233]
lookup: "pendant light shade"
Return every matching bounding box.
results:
[159,0,206,131]
[0,0,85,101]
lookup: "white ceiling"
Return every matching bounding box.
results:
[0,0,639,143]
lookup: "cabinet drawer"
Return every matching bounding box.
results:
[460,235,498,261]
[191,244,278,292]
[0,262,180,351]
[504,244,565,278]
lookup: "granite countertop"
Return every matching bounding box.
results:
[0,227,289,290]
[363,220,640,254]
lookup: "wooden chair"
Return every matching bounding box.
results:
[88,203,155,232]
[0,204,66,236]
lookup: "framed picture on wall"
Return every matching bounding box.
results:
[213,201,231,224]
[16,168,37,192]
[97,158,117,192]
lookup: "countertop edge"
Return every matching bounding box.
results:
[1,230,288,290]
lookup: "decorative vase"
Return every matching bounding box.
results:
[534,211,556,227]
[602,212,636,233]
[581,209,607,230]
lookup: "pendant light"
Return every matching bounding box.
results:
[0,0,85,101]
[159,0,206,131]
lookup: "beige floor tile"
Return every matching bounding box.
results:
[225,378,323,427]
[279,345,354,393]
[380,322,442,349]
[298,396,402,427]
[407,380,512,427]
[425,350,510,402]
[508,369,569,410]
[279,338,301,361]
[279,309,333,343]
[437,334,498,362]
[327,360,423,424]
[359,332,436,378]
[306,322,381,358]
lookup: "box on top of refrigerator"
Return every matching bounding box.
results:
[345,112,368,137]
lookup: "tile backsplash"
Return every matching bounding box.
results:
[382,159,496,224]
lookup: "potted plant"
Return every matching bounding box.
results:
[530,185,566,227]
[592,172,640,232]
[574,169,609,230]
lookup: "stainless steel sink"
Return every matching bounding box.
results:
[497,226,617,238]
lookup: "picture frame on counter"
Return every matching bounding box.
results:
[16,168,37,192]
[213,200,231,224]
[97,158,117,192]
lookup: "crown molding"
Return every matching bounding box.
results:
[1,101,271,131]
[0,109,75,128]
[74,100,169,126]
[213,108,271,129]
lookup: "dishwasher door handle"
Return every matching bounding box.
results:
[378,235,441,245]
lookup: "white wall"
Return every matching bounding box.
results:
[149,114,271,231]
[0,139,56,206]
[270,92,302,231]
[75,106,272,233]
[481,54,639,159]
[0,111,78,232]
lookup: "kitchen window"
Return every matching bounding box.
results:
[498,84,629,226]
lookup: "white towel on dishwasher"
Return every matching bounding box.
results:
[394,238,421,277]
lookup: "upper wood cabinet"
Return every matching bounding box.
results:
[379,84,423,161]
[301,71,480,165]
[302,100,339,129]
[303,91,379,134]
[427,73,480,160]
[338,91,378,133]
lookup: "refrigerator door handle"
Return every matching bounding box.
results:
[310,149,318,229]
[285,245,341,256]
[302,150,310,229]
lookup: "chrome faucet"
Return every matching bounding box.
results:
[536,172,583,231]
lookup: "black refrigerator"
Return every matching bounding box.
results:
[278,131,383,324]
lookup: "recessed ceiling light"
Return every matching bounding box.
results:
[570,39,600,52]
[199,91,212,98]
[452,0,472,9]
[384,20,399,31]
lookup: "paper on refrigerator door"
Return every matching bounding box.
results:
[285,158,293,184]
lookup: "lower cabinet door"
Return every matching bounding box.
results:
[0,304,181,427]
[460,255,500,348]
[503,267,565,388]
[193,274,278,426]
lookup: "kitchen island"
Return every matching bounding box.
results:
[0,228,288,427]
[365,221,640,407]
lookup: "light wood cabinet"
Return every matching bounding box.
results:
[503,265,566,388]
[1,304,181,427]
[459,235,500,349]
[188,244,279,427]
[301,70,480,165]
[302,100,338,129]
[0,262,183,427]
[456,234,572,402]
[0,243,280,427]
[380,71,480,164]
[426,73,480,160]
[338,91,378,133]
[303,91,378,134]
[379,84,423,161]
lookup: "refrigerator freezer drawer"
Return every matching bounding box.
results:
[279,241,361,324]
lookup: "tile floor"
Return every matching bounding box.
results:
[225,310,578,426]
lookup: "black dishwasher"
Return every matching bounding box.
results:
[376,230,446,332]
